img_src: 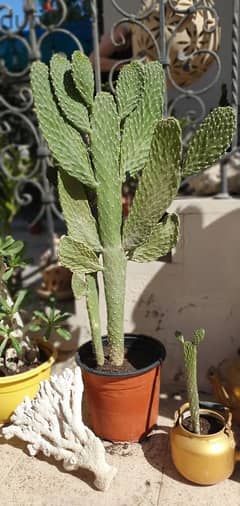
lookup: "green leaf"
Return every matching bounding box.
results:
[5,240,24,256]
[53,312,71,323]
[71,51,94,108]
[0,313,8,321]
[130,213,180,262]
[116,61,144,119]
[0,296,11,313]
[31,61,97,189]
[0,235,14,250]
[182,107,236,178]
[0,237,24,257]
[56,327,72,341]
[123,118,182,251]
[12,289,27,313]
[29,324,41,332]
[0,323,8,333]
[32,310,49,323]
[120,61,165,179]
[2,268,14,281]
[71,272,87,299]
[91,92,122,246]
[10,335,22,355]
[58,170,102,252]
[0,336,9,357]
[50,54,90,134]
[9,256,27,270]
[59,236,103,274]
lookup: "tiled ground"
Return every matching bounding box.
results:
[1,222,239,505]
[1,355,239,506]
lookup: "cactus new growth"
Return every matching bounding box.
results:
[31,52,236,367]
[175,328,206,433]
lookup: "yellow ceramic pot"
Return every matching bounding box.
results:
[0,341,57,423]
[170,402,239,485]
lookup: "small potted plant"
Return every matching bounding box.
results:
[31,51,236,442]
[0,235,72,423]
[170,329,240,485]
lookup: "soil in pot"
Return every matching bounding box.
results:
[182,414,223,435]
[78,334,165,374]
[0,346,48,377]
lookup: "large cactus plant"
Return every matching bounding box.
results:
[31,52,235,368]
[175,329,205,434]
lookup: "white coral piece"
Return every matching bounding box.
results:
[2,368,117,491]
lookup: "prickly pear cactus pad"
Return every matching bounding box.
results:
[31,52,236,367]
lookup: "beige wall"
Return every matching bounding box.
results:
[75,197,240,393]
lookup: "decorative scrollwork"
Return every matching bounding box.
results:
[0,85,33,113]
[0,0,239,248]
[37,27,84,58]
[0,0,85,259]
[36,0,68,29]
[107,0,239,195]
[111,0,157,20]
[131,0,221,90]
[0,110,41,175]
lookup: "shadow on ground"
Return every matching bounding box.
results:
[141,430,193,486]
[0,433,99,491]
[142,426,240,487]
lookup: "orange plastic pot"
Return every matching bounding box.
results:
[76,335,166,442]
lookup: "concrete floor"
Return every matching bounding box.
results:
[0,355,240,506]
[0,223,239,504]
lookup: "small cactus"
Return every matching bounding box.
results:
[175,329,205,433]
[31,52,236,367]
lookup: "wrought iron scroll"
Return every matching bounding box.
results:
[101,0,240,195]
[0,0,83,259]
[0,0,239,251]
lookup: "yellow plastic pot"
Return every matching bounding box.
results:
[0,341,57,423]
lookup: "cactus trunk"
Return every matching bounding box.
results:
[96,178,127,366]
[86,273,104,366]
[102,247,127,365]
[184,344,200,434]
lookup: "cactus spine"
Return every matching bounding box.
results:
[175,329,205,434]
[31,52,236,367]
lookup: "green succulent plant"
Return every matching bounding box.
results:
[0,235,71,374]
[31,51,236,367]
[0,140,28,236]
[175,328,206,434]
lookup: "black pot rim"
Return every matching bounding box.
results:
[75,333,166,378]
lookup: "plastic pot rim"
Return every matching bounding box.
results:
[75,333,166,378]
